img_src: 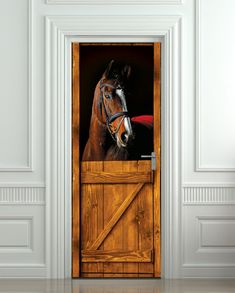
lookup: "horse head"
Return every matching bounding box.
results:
[98,60,133,148]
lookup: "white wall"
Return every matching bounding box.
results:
[0,0,234,278]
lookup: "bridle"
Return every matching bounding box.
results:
[99,79,129,142]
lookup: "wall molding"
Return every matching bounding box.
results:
[183,216,235,277]
[46,0,183,5]
[183,186,235,205]
[0,265,47,278]
[182,266,235,278]
[195,0,235,172]
[0,264,46,268]
[183,183,235,188]
[197,216,235,250]
[46,14,182,278]
[0,183,45,188]
[0,216,33,251]
[183,206,235,278]
[0,0,33,172]
[0,187,45,205]
[183,263,235,268]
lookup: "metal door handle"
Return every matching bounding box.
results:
[141,152,156,171]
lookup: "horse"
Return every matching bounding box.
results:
[82,60,154,161]
[82,60,134,161]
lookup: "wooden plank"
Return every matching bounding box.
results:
[80,43,154,47]
[81,273,153,278]
[103,161,124,277]
[81,161,104,277]
[122,161,139,276]
[88,182,144,251]
[72,43,80,278]
[81,171,152,184]
[82,249,152,263]
[138,160,154,276]
[154,42,161,277]
[81,162,91,275]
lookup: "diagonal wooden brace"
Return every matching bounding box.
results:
[88,183,145,250]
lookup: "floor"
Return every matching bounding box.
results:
[0,279,234,293]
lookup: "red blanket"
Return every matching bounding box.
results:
[131,115,153,129]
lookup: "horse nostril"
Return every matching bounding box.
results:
[121,132,128,143]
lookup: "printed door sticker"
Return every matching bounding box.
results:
[72,43,161,278]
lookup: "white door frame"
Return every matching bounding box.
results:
[46,15,182,279]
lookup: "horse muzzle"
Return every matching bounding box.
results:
[116,133,130,148]
[116,117,133,148]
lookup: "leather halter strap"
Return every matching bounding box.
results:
[99,79,129,140]
[108,111,128,124]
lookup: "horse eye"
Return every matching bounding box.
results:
[104,93,112,99]
[104,90,114,100]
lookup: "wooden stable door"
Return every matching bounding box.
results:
[80,160,157,278]
[72,43,161,278]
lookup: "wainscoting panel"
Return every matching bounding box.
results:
[196,0,235,171]
[0,217,32,249]
[183,187,235,205]
[200,218,235,248]
[182,186,235,278]
[0,0,32,171]
[0,188,46,278]
[0,187,45,205]
[0,205,46,277]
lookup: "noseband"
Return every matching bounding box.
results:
[99,79,129,141]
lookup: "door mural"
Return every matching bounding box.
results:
[72,43,161,278]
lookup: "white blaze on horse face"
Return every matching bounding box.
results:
[116,89,127,111]
[116,88,133,137]
[124,117,132,136]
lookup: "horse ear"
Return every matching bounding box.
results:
[103,60,115,78]
[122,65,131,80]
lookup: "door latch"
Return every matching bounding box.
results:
[141,152,156,171]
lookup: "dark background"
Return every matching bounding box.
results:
[79,44,154,157]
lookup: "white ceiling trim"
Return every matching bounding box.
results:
[46,0,183,6]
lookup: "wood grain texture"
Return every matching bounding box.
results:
[88,182,144,250]
[81,171,152,184]
[81,162,104,277]
[73,42,161,278]
[81,273,153,278]
[103,161,124,277]
[123,161,139,276]
[80,161,155,277]
[138,161,154,276]
[72,43,80,277]
[154,42,161,277]
[82,249,152,263]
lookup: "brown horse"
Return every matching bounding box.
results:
[82,60,134,161]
